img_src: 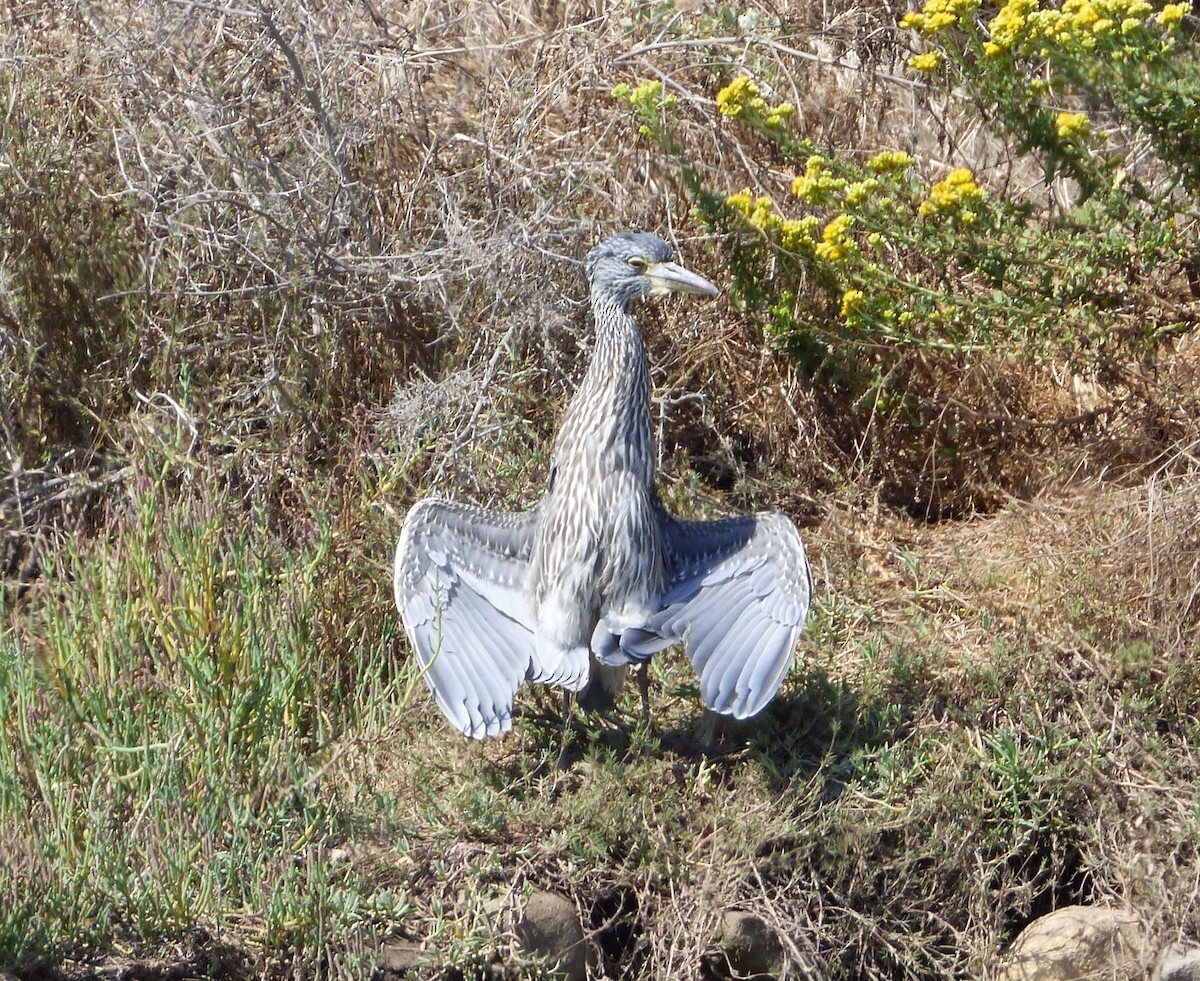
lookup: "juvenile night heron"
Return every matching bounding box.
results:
[394,232,812,738]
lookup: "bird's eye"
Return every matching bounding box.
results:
[628,256,649,271]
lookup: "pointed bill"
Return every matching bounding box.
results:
[646,261,719,297]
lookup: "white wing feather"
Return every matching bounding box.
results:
[394,500,538,738]
[649,511,813,719]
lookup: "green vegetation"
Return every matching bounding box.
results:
[2,1,1198,978]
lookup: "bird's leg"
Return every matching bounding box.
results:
[636,663,652,727]
[693,707,720,749]
[555,690,574,770]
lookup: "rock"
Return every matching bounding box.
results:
[1154,943,1200,981]
[517,890,587,981]
[997,905,1145,980]
[715,910,785,978]
[374,941,429,979]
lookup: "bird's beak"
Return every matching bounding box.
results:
[645,261,720,298]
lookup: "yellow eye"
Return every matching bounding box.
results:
[628,256,649,271]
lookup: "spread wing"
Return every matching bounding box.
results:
[648,510,812,719]
[394,499,539,738]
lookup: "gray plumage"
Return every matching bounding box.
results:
[394,232,813,739]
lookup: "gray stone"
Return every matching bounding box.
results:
[997,905,1145,981]
[375,941,429,979]
[1154,942,1200,981]
[715,910,785,978]
[517,890,587,981]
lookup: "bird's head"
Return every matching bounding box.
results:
[585,232,719,310]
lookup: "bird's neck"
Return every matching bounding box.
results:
[553,294,654,483]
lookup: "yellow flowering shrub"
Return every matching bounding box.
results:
[716,76,759,118]
[898,0,1200,193]
[611,79,677,113]
[611,65,1198,466]
[844,179,881,207]
[987,0,1038,47]
[593,21,1198,531]
[611,79,679,140]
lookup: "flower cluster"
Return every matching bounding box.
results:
[985,0,1039,49]
[908,51,942,70]
[725,190,822,253]
[611,79,677,114]
[918,168,985,219]
[791,156,847,204]
[815,214,857,262]
[899,0,980,35]
[840,288,867,319]
[1157,1,1187,23]
[972,0,1186,56]
[867,151,916,173]
[844,178,882,207]
[1026,0,1155,49]
[781,216,820,252]
[716,76,794,128]
[1054,111,1090,139]
[725,189,783,233]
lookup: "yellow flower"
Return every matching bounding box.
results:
[780,217,819,252]
[919,167,984,217]
[866,150,916,173]
[633,80,663,102]
[765,103,795,128]
[1054,111,1090,139]
[791,156,847,203]
[614,79,677,116]
[717,77,794,127]
[1092,15,1115,30]
[844,179,881,206]
[725,189,754,213]
[716,76,761,118]
[988,0,1039,48]
[840,289,866,319]
[900,0,980,34]
[1065,0,1099,27]
[1156,1,1187,23]
[1121,16,1142,30]
[726,192,783,232]
[814,214,857,262]
[908,51,942,70]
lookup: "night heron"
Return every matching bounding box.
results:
[394,232,812,738]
